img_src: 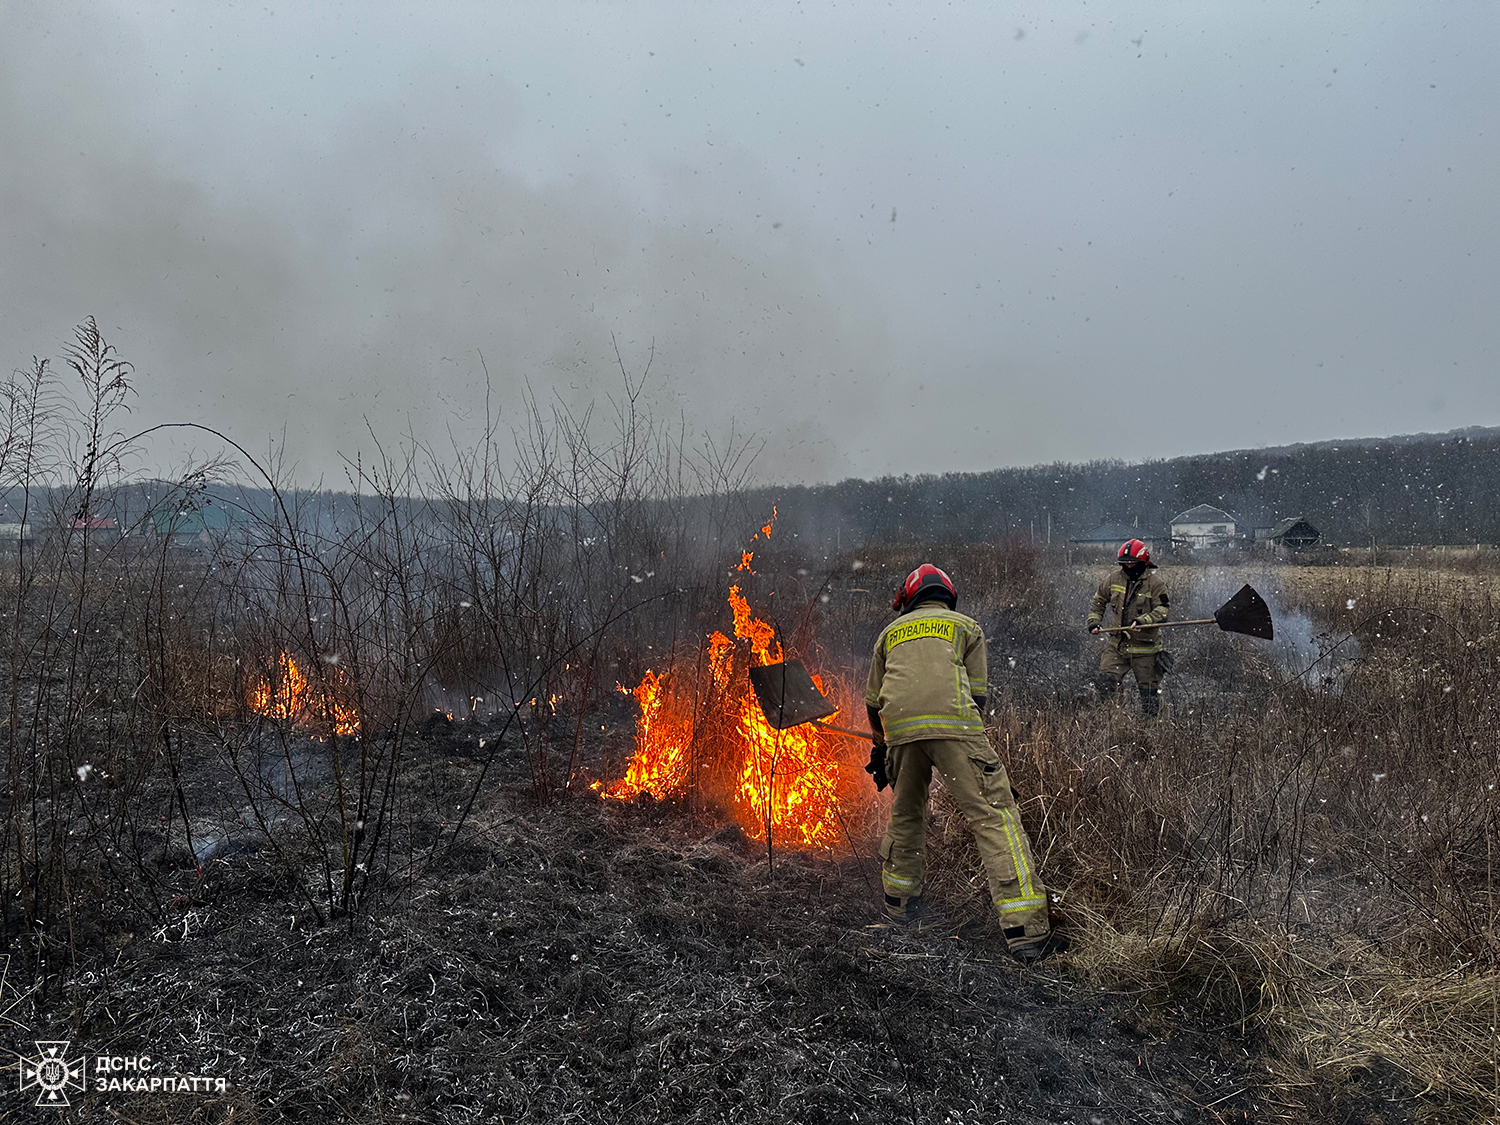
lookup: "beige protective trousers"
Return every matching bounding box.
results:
[1099,645,1161,690]
[878,737,1050,948]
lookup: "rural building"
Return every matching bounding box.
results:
[1169,504,1237,549]
[1261,516,1320,550]
[150,502,235,545]
[71,516,120,537]
[1068,522,1158,553]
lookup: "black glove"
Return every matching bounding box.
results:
[864,743,889,791]
[1087,623,1101,635]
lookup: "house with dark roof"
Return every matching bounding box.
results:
[1169,504,1237,549]
[1261,516,1320,550]
[1068,522,1159,553]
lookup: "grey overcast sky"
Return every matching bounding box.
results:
[2,2,1496,485]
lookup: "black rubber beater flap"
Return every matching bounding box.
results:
[747,660,839,730]
[1214,584,1274,640]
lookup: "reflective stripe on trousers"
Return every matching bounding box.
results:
[876,738,1049,939]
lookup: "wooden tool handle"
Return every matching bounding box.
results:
[1097,618,1215,633]
[810,719,878,742]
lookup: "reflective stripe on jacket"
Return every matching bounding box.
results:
[1087,568,1170,655]
[866,604,988,746]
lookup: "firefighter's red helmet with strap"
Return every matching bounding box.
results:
[893,563,957,612]
[1118,539,1153,567]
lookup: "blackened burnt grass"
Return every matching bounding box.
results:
[34,763,1269,1123]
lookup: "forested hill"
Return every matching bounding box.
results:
[755,425,1500,550]
[10,425,1497,556]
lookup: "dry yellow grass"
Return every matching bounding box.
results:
[960,555,1500,1118]
[1060,904,1500,1120]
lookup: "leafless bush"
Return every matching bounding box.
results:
[0,321,222,973]
[0,321,769,968]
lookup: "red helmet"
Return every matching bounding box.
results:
[1118,539,1153,567]
[893,563,957,612]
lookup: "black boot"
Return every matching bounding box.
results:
[883,893,925,924]
[1139,688,1160,717]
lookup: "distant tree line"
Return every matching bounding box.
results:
[744,428,1500,551]
[9,426,1495,556]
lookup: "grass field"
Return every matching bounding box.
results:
[5,324,1498,1120]
[912,553,1500,1121]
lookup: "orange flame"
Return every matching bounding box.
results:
[603,508,845,847]
[732,683,841,847]
[728,585,781,664]
[758,506,777,540]
[735,505,776,573]
[248,653,359,737]
[602,670,693,800]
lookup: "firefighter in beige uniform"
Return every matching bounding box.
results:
[865,564,1052,961]
[1087,538,1170,716]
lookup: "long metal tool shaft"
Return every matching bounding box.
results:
[1095,584,1274,641]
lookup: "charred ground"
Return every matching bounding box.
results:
[19,736,1278,1125]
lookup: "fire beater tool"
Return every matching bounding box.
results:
[747,660,876,741]
[1097,583,1274,640]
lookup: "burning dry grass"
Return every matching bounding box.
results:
[602,521,880,852]
[246,651,360,737]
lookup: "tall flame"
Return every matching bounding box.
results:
[732,668,841,847]
[602,508,846,847]
[608,670,692,799]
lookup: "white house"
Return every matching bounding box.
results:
[1170,504,1237,549]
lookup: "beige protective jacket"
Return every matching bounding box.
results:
[866,603,988,746]
[1087,568,1171,655]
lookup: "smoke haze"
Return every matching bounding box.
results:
[3,3,1497,485]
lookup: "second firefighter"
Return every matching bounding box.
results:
[1087,538,1171,715]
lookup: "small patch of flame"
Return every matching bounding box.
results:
[248,653,359,737]
[602,669,692,801]
[732,505,778,575]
